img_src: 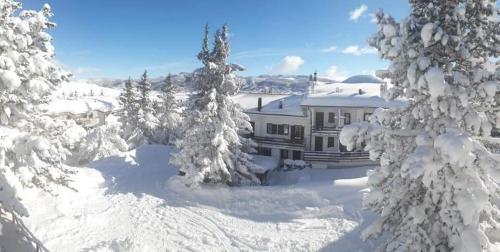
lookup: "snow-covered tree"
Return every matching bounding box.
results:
[172,24,260,187]
[340,1,500,251]
[76,115,128,164]
[154,73,181,144]
[117,77,143,149]
[0,1,72,250]
[136,70,159,143]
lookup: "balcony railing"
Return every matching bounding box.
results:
[312,126,342,134]
[303,151,370,162]
[253,136,304,147]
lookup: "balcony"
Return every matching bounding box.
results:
[253,136,304,148]
[303,151,370,162]
[312,126,342,134]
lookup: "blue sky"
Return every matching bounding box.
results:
[23,0,410,79]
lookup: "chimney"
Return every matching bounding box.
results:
[279,99,283,109]
[257,97,262,111]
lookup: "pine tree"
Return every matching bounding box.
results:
[172,24,260,187]
[155,73,181,144]
[0,1,72,250]
[340,1,500,251]
[118,77,143,149]
[136,70,159,143]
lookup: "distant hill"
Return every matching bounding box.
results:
[83,74,383,94]
[342,75,384,84]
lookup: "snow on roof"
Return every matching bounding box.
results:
[43,98,115,115]
[232,93,289,110]
[241,93,305,116]
[301,82,405,108]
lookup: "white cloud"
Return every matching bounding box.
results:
[321,46,337,53]
[325,65,348,81]
[342,45,377,56]
[349,4,368,22]
[270,56,304,74]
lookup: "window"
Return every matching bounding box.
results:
[344,113,351,125]
[328,112,336,123]
[280,149,289,159]
[328,137,335,148]
[292,150,302,160]
[266,123,277,134]
[292,126,304,140]
[267,123,289,135]
[364,113,372,122]
[278,124,289,135]
[258,147,272,156]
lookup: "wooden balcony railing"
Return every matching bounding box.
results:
[312,126,342,134]
[253,136,304,147]
[303,151,370,162]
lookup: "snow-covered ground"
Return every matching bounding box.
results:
[19,145,380,252]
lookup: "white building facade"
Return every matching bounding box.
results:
[244,79,403,168]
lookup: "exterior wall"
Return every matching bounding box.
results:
[249,113,308,140]
[248,112,308,160]
[246,106,378,168]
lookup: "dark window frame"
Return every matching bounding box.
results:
[278,124,289,135]
[292,150,302,160]
[327,137,335,148]
[258,147,272,156]
[344,113,351,125]
[267,123,278,134]
[363,113,372,122]
[328,112,336,123]
[280,149,289,159]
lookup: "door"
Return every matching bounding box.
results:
[290,125,296,139]
[315,112,324,129]
[315,136,323,152]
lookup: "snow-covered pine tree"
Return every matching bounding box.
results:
[77,116,128,164]
[155,73,181,144]
[136,70,159,143]
[172,24,260,187]
[340,1,500,251]
[118,77,143,149]
[0,1,72,250]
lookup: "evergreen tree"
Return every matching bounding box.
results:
[136,70,159,143]
[0,1,73,250]
[340,1,500,251]
[172,24,260,187]
[155,73,181,144]
[118,77,143,149]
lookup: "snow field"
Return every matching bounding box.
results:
[19,145,378,252]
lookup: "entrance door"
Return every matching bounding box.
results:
[315,136,323,152]
[315,112,324,129]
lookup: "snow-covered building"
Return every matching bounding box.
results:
[243,76,404,168]
[43,98,115,129]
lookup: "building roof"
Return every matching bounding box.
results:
[243,93,305,116]
[238,81,405,116]
[43,98,115,115]
[301,82,405,108]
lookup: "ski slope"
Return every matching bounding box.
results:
[18,145,380,252]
